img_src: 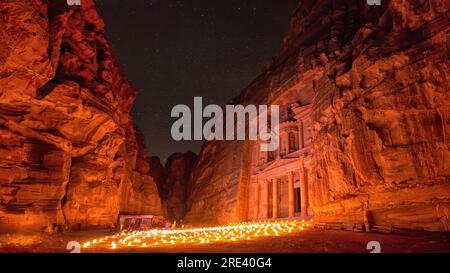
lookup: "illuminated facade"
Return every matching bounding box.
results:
[248,102,313,220]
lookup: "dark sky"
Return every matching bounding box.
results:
[95,0,298,162]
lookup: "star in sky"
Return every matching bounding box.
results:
[96,0,299,162]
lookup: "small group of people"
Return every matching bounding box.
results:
[164,220,185,229]
[119,215,186,231]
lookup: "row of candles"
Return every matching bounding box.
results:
[82,219,312,250]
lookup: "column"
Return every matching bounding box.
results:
[288,172,295,218]
[255,182,260,220]
[303,117,312,147]
[282,131,289,156]
[279,131,286,156]
[261,180,268,219]
[298,121,304,149]
[293,130,299,151]
[300,169,308,217]
[285,132,290,154]
[272,178,278,219]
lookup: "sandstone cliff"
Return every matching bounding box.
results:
[185,0,450,232]
[0,0,162,231]
[154,151,197,221]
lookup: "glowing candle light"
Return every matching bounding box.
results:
[81,220,312,250]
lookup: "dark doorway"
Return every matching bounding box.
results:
[294,187,301,213]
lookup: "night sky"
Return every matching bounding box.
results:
[95,0,299,162]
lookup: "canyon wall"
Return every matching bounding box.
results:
[0,0,162,231]
[185,0,450,232]
[309,0,450,232]
[156,151,197,221]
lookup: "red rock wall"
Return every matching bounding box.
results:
[150,152,197,222]
[158,151,197,221]
[310,0,450,232]
[184,139,254,225]
[185,0,450,232]
[0,0,161,231]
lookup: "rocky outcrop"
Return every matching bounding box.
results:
[185,0,450,232]
[149,156,166,188]
[154,151,197,221]
[310,0,450,232]
[119,130,162,217]
[184,139,253,225]
[0,0,161,231]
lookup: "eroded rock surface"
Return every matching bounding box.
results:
[0,0,162,231]
[153,151,197,221]
[185,0,450,232]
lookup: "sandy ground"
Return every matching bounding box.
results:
[1,229,450,253]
